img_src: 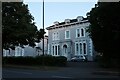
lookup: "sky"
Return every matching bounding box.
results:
[23,0,97,35]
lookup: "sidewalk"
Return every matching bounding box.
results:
[3,64,63,71]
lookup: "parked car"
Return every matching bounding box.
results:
[71,55,86,62]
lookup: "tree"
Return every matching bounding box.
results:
[35,29,46,43]
[87,2,120,67]
[2,2,44,49]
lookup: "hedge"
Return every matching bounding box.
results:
[2,55,67,67]
[94,55,120,68]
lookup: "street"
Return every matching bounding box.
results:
[2,62,120,80]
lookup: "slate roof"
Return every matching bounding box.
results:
[46,17,88,30]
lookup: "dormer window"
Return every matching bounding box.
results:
[65,19,70,24]
[77,16,83,22]
[54,21,59,26]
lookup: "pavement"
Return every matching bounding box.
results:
[2,62,120,80]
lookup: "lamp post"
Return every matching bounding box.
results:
[42,0,44,56]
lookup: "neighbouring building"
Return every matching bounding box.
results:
[3,36,48,57]
[46,16,94,61]
[35,35,48,55]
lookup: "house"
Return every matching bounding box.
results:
[46,16,94,61]
[35,35,48,55]
[3,36,48,57]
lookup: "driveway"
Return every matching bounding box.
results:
[2,62,120,80]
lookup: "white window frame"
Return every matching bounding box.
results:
[15,47,21,56]
[52,45,54,55]
[56,32,59,40]
[83,41,87,55]
[75,41,87,56]
[80,28,85,37]
[79,42,82,55]
[52,44,59,56]
[76,28,80,38]
[21,48,24,56]
[53,32,59,40]
[75,42,79,55]
[52,33,54,40]
[55,32,57,40]
[65,30,70,39]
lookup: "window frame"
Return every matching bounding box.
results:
[75,42,79,55]
[76,28,80,38]
[56,32,59,40]
[65,30,70,39]
[52,44,59,56]
[80,28,85,37]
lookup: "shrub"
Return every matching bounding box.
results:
[3,55,67,67]
[54,56,67,66]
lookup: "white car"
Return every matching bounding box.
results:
[71,55,86,62]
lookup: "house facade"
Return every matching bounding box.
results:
[46,16,94,61]
[3,36,48,57]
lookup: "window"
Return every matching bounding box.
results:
[53,32,59,40]
[76,28,80,38]
[81,28,85,37]
[83,43,86,54]
[76,28,85,38]
[53,46,54,55]
[65,30,70,39]
[80,43,82,54]
[56,32,59,40]
[55,46,57,55]
[52,44,59,56]
[76,43,79,55]
[17,48,20,56]
[21,48,24,56]
[54,33,55,40]
[76,44,78,52]
[58,45,60,55]
[52,33,55,40]
[15,47,22,56]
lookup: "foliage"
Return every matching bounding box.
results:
[2,2,45,49]
[3,56,67,67]
[87,2,120,68]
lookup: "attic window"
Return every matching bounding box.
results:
[65,19,70,24]
[54,21,59,26]
[77,16,83,22]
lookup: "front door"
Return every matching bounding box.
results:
[63,44,67,57]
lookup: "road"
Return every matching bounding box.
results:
[2,62,120,80]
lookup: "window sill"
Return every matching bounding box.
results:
[53,55,59,56]
[65,38,70,39]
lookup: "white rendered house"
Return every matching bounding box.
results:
[46,16,94,61]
